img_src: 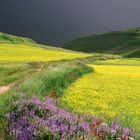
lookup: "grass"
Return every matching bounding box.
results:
[0,32,139,138]
[0,44,90,62]
[18,61,93,98]
[0,62,42,86]
[62,27,140,57]
[0,32,35,44]
[62,64,140,133]
[0,62,92,139]
[0,61,92,117]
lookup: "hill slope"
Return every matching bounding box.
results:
[0,44,91,62]
[0,33,90,62]
[62,27,140,58]
[0,32,35,44]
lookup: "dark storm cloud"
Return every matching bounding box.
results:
[0,0,140,45]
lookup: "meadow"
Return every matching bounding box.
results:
[0,44,90,62]
[0,34,139,139]
[0,62,42,86]
[62,64,140,133]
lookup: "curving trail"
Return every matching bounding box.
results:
[0,63,45,95]
[62,65,140,131]
[0,84,15,94]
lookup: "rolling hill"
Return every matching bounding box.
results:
[0,32,140,138]
[62,27,140,58]
[0,32,35,44]
[0,33,90,62]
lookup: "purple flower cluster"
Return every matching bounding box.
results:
[7,97,136,140]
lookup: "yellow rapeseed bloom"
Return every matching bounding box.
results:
[62,65,140,131]
[0,44,90,62]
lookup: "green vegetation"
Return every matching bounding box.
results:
[62,27,140,57]
[79,53,122,63]
[0,32,35,44]
[125,49,140,58]
[0,32,140,139]
[0,62,42,86]
[19,61,93,98]
[0,61,92,120]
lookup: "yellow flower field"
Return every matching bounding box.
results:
[0,44,90,62]
[62,65,140,131]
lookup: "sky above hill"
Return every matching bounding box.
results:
[1,0,140,46]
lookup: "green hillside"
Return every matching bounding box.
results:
[0,32,140,139]
[62,27,140,58]
[0,32,35,44]
[0,33,90,62]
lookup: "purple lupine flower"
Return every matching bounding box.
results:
[72,115,78,122]
[61,124,68,133]
[32,98,41,105]
[28,124,35,132]
[29,111,35,117]
[61,132,66,140]
[110,122,121,136]
[46,97,53,103]
[70,124,77,134]
[79,123,89,131]
[124,128,130,135]
[6,97,136,140]
[51,124,59,133]
[39,119,46,126]
[110,128,117,135]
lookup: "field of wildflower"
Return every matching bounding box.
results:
[3,96,136,140]
[0,44,90,62]
[62,65,140,134]
[0,41,139,139]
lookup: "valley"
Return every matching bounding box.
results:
[0,32,139,139]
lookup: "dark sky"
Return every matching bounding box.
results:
[0,0,140,46]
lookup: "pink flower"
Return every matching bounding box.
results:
[32,97,41,105]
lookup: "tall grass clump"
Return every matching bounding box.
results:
[0,62,42,86]
[19,61,93,98]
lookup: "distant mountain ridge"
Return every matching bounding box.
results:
[0,32,35,44]
[62,27,140,58]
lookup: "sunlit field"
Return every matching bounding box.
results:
[95,58,140,65]
[62,65,140,132]
[0,42,140,138]
[0,44,90,62]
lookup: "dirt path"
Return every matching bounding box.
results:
[0,63,45,95]
[0,84,15,94]
[37,63,45,71]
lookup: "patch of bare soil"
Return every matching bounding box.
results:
[0,84,15,94]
